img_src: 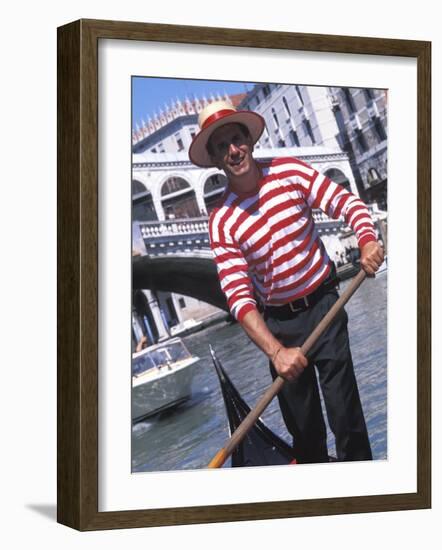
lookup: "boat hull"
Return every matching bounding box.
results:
[210,346,297,467]
[132,358,199,422]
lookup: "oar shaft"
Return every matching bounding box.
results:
[208,270,367,468]
[207,448,230,469]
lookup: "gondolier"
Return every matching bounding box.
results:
[189,100,384,464]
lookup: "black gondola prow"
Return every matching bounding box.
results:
[209,345,297,468]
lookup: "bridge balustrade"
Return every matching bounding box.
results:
[136,204,383,257]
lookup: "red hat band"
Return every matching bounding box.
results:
[201,109,237,130]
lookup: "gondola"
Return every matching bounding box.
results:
[209,345,297,467]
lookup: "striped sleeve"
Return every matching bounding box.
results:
[300,167,377,249]
[209,210,257,322]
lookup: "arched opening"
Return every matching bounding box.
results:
[132,290,159,348]
[161,177,200,219]
[132,180,158,222]
[324,168,351,192]
[203,173,227,214]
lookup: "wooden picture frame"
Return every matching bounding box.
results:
[57,18,431,531]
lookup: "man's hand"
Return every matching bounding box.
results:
[360,241,384,276]
[238,308,308,382]
[273,346,308,382]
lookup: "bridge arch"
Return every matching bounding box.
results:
[132,179,158,222]
[203,172,227,214]
[160,175,201,219]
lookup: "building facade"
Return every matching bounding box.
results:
[328,86,388,209]
[238,83,388,209]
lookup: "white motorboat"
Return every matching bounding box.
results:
[132,337,200,422]
[170,318,203,337]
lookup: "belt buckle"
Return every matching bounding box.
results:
[288,296,309,313]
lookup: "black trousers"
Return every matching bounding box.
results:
[265,288,372,464]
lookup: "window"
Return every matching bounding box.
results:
[364,88,375,101]
[132,183,158,222]
[282,96,291,118]
[373,118,387,142]
[133,197,157,222]
[132,179,147,196]
[289,129,300,147]
[262,84,271,98]
[272,108,279,129]
[303,119,316,144]
[295,85,304,105]
[161,177,200,218]
[367,167,381,185]
[178,297,186,308]
[176,134,184,152]
[355,130,368,153]
[262,127,272,147]
[204,173,228,214]
[161,177,191,195]
[343,88,357,113]
[204,173,227,194]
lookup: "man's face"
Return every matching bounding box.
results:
[208,123,254,179]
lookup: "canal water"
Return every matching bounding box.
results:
[132,271,388,472]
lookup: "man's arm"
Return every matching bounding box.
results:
[239,308,307,382]
[135,335,148,353]
[299,166,384,275]
[210,208,306,381]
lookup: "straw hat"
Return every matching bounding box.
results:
[188,100,265,168]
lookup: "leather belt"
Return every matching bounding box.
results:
[263,274,339,320]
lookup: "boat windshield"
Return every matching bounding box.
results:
[132,339,191,377]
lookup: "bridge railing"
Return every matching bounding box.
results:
[138,217,211,256]
[140,217,209,238]
[136,204,385,257]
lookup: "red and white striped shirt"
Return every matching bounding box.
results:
[209,157,376,322]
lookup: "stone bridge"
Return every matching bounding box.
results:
[132,206,386,307]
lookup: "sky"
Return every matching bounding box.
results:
[132,76,256,126]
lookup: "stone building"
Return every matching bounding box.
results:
[328,86,388,209]
[238,82,388,209]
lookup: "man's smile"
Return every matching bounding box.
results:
[229,156,245,167]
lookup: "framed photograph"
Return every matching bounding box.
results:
[57,19,431,530]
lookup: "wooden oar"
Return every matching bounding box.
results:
[208,269,367,468]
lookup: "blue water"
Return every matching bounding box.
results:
[132,272,387,472]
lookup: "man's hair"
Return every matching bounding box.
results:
[206,122,251,157]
